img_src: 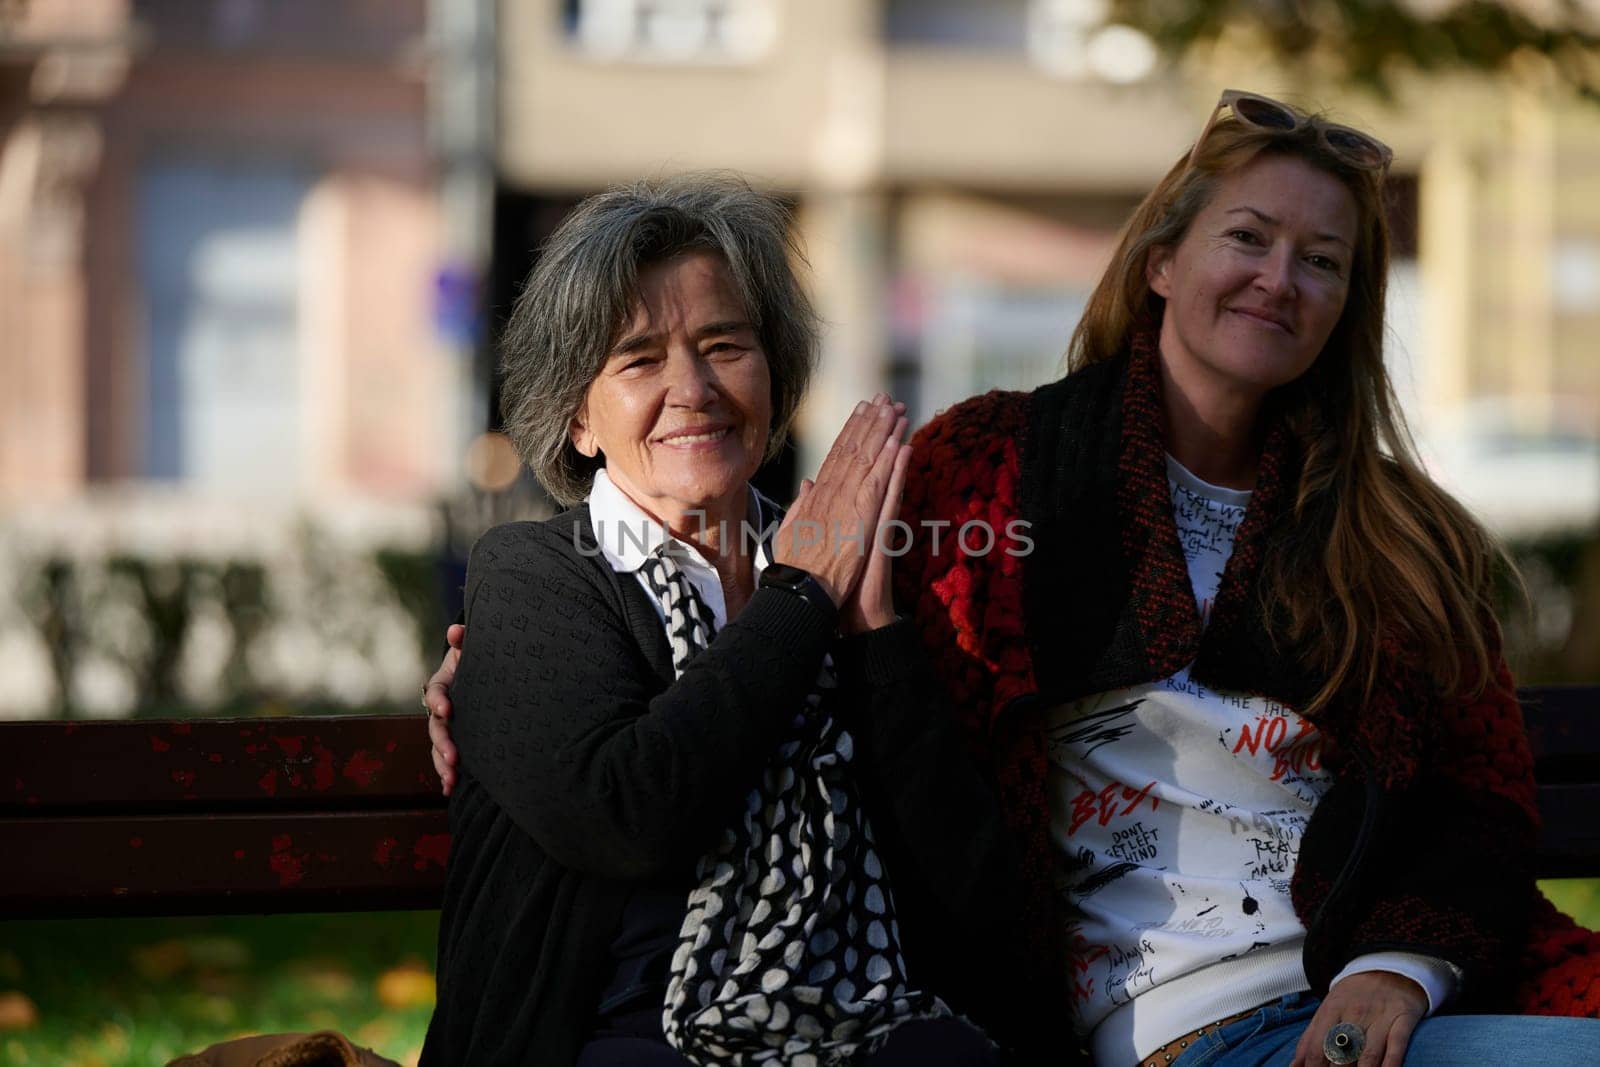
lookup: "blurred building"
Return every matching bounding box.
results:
[1,0,464,507]
[493,0,1600,533]
[1,0,1597,715]
[0,0,469,715]
[6,0,1597,526]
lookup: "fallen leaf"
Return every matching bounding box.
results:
[194,969,245,996]
[97,1022,130,1058]
[130,939,190,981]
[175,992,237,1027]
[294,967,358,1001]
[63,1032,107,1067]
[375,960,435,1010]
[286,957,359,1001]
[183,936,251,970]
[356,1017,397,1050]
[0,992,38,1031]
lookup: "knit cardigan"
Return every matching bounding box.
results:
[893,335,1600,1032]
[422,507,1040,1065]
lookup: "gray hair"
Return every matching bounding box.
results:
[498,172,821,505]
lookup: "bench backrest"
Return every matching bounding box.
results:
[4,715,447,916]
[4,686,1597,917]
[1522,686,1600,879]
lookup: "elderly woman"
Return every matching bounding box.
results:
[419,176,1021,1066]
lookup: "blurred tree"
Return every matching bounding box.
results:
[22,560,83,718]
[217,562,270,708]
[110,557,199,713]
[1110,0,1600,99]
[373,548,444,673]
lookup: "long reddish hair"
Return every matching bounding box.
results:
[1070,114,1508,714]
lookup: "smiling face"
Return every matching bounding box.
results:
[569,250,771,531]
[1147,153,1360,409]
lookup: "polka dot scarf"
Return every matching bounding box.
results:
[639,545,949,1065]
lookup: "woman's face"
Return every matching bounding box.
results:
[570,250,772,528]
[1147,154,1360,406]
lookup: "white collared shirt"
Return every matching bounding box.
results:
[585,468,776,631]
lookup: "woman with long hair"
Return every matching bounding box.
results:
[896,90,1600,1064]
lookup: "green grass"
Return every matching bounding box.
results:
[0,912,436,1067]
[1540,878,1600,933]
[1,886,1597,1065]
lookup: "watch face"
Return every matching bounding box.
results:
[762,563,808,588]
[758,562,835,617]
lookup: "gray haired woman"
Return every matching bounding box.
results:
[420,175,1027,1065]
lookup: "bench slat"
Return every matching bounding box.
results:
[1521,686,1600,779]
[2,686,1595,919]
[4,808,448,916]
[4,715,442,814]
[3,692,1583,811]
[1534,782,1600,881]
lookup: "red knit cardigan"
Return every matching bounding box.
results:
[892,339,1600,1021]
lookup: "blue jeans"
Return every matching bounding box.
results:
[1168,992,1600,1066]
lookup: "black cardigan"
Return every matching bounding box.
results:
[421,507,1039,1065]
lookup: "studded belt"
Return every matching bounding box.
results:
[1137,1002,1266,1067]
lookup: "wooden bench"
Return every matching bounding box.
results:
[3,715,447,916]
[1521,686,1600,880]
[3,686,1597,917]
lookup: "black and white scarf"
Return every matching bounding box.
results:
[638,544,948,1065]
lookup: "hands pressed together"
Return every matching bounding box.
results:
[425,392,913,797]
[772,392,910,635]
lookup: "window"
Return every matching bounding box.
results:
[883,0,1030,51]
[1028,0,1155,83]
[882,0,1156,82]
[562,0,777,63]
[139,161,309,492]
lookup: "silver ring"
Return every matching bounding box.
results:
[1322,1021,1365,1065]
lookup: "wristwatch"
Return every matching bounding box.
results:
[758,563,837,620]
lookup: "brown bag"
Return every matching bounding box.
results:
[166,1030,402,1067]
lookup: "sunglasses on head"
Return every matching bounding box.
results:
[1189,89,1394,173]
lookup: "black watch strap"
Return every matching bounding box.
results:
[759,562,837,620]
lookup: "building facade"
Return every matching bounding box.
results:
[494,0,1600,531]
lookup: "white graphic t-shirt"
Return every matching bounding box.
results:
[1045,457,1334,1065]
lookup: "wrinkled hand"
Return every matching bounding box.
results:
[423,623,464,796]
[837,413,911,635]
[1291,972,1427,1067]
[773,393,907,608]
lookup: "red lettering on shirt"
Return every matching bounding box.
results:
[1068,780,1161,835]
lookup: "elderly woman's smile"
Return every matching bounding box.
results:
[569,249,773,532]
[655,425,733,446]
